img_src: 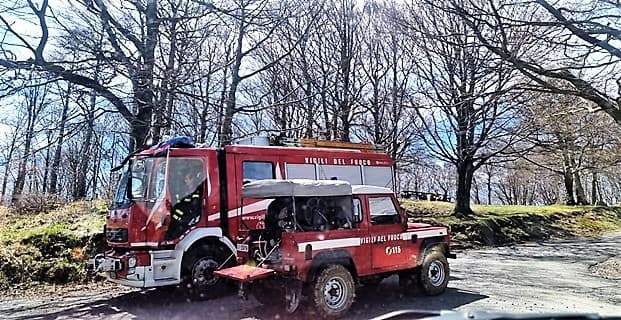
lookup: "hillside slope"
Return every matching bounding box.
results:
[0,201,107,291]
[403,200,621,247]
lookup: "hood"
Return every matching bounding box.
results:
[408,222,432,229]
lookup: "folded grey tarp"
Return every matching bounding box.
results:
[242,179,352,198]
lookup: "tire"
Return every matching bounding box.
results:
[418,249,449,296]
[181,244,233,300]
[252,280,284,306]
[311,265,355,319]
[252,279,302,314]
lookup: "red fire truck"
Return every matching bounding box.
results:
[89,137,395,299]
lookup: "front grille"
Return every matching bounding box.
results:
[106,228,128,243]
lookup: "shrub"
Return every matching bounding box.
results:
[20,224,81,258]
[11,193,64,215]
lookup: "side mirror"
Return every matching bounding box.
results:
[353,212,362,223]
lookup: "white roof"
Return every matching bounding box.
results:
[242,179,352,198]
[351,185,394,195]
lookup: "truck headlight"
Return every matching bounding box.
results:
[128,256,137,268]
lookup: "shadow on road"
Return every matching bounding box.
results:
[10,277,488,320]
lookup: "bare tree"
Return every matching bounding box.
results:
[450,0,621,125]
[404,0,529,216]
[522,93,621,204]
[12,81,48,203]
[0,0,160,150]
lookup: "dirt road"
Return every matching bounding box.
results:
[2,235,620,320]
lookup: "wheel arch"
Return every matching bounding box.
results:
[174,228,236,279]
[417,236,449,266]
[307,249,358,282]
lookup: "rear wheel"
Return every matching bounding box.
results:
[181,244,233,300]
[311,265,355,319]
[252,280,284,306]
[253,279,302,314]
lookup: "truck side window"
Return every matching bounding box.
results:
[243,161,274,183]
[369,196,400,225]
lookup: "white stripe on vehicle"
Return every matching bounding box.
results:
[206,199,274,221]
[296,229,448,252]
[130,242,159,247]
[297,237,361,252]
[401,229,447,240]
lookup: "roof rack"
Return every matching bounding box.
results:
[279,137,383,151]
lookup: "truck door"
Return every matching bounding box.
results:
[367,195,410,270]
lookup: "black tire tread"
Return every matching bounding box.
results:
[311,264,355,319]
[418,249,449,296]
[181,243,233,300]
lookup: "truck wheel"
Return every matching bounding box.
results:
[418,249,449,296]
[182,244,231,300]
[311,265,355,319]
[252,281,284,306]
[253,280,302,314]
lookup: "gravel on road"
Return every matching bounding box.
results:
[1,234,620,320]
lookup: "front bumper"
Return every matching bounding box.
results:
[87,251,181,288]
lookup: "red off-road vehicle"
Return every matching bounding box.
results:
[215,179,455,318]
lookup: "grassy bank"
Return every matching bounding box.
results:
[0,201,107,291]
[403,200,621,247]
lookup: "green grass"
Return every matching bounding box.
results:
[402,200,594,217]
[402,200,621,245]
[0,201,106,245]
[0,201,108,290]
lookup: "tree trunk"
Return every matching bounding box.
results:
[152,1,178,144]
[220,11,245,146]
[574,171,589,205]
[73,92,96,200]
[12,136,32,203]
[454,161,474,216]
[129,0,158,151]
[221,77,239,146]
[561,151,576,205]
[472,177,481,205]
[1,129,18,202]
[91,134,101,197]
[562,170,576,205]
[591,171,598,205]
[42,130,52,193]
[49,84,71,194]
[486,170,492,205]
[12,89,41,203]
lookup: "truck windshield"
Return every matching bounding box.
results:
[110,157,160,208]
[128,157,156,200]
[110,156,204,212]
[112,169,131,208]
